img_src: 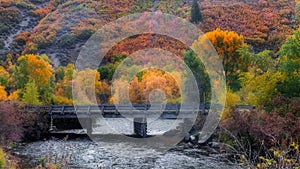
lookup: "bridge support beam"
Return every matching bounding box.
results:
[86,118,93,135]
[133,118,147,138]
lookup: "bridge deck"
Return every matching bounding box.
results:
[28,104,220,119]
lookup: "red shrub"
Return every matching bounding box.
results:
[291,97,300,117]
[221,109,300,147]
[0,102,35,145]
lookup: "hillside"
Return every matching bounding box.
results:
[0,0,298,66]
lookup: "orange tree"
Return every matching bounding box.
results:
[0,86,7,101]
[204,28,248,91]
[128,69,181,104]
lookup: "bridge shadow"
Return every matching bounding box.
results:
[125,134,155,138]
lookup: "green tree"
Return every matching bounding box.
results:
[277,29,300,98]
[39,76,55,104]
[98,65,115,81]
[183,50,210,102]
[0,66,10,87]
[98,54,127,81]
[239,48,276,75]
[190,0,202,24]
[239,49,280,107]
[55,64,75,100]
[22,81,41,105]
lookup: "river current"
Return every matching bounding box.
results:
[14,119,241,169]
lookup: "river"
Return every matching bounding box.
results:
[15,138,241,169]
[13,119,241,169]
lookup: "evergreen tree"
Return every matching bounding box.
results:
[190,0,202,24]
[183,50,210,102]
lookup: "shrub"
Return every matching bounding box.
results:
[53,95,72,105]
[0,101,35,145]
[0,23,9,34]
[257,142,300,169]
[73,28,94,41]
[0,39,4,49]
[221,89,241,121]
[15,32,31,45]
[220,108,300,167]
[31,30,56,49]
[291,97,300,117]
[58,34,75,48]
[0,7,22,24]
[0,148,7,168]
[0,66,10,87]
[221,109,300,147]
[266,95,300,117]
[48,163,58,169]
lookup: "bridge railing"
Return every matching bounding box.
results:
[27,104,255,113]
[27,103,226,119]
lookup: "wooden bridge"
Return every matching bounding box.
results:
[28,103,223,138]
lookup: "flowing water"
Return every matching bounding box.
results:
[16,138,241,169]
[14,119,241,169]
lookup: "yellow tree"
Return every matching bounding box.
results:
[14,54,53,89]
[98,80,111,104]
[110,78,130,104]
[129,77,142,104]
[25,54,54,88]
[239,71,284,107]
[238,48,283,108]
[73,69,102,104]
[8,90,19,101]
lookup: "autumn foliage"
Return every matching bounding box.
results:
[0,86,7,101]
[199,0,296,52]
[129,69,181,104]
[197,28,247,91]
[26,54,53,88]
[0,102,34,144]
[12,54,54,105]
[0,0,299,167]
[106,34,189,62]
